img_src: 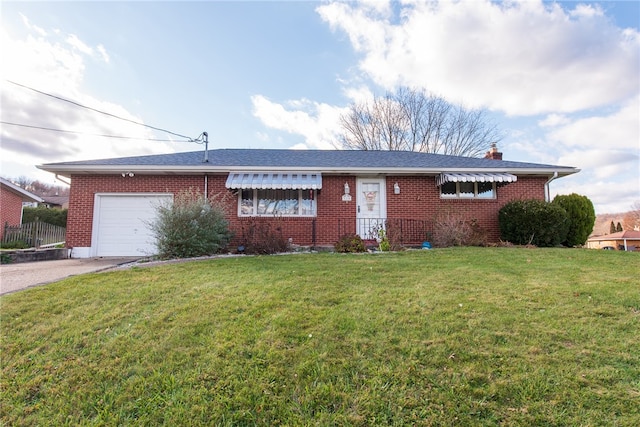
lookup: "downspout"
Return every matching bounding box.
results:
[55,174,71,186]
[544,172,559,202]
[204,174,208,198]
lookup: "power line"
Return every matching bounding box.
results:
[6,80,197,141]
[0,121,190,142]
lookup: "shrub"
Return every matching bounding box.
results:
[499,199,569,247]
[378,229,391,251]
[149,190,232,259]
[0,240,29,250]
[240,217,289,255]
[431,210,488,247]
[552,193,596,247]
[334,234,366,253]
[22,207,67,227]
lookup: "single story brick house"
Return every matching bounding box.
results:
[0,177,44,240]
[38,147,578,257]
[586,230,640,251]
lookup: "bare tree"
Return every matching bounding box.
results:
[2,176,69,196]
[623,200,640,231]
[337,87,502,157]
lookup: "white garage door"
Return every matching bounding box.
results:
[93,194,172,257]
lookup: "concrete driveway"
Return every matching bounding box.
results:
[0,257,140,295]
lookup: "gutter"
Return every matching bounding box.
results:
[544,172,559,202]
[38,164,579,177]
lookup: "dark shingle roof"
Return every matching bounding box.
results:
[39,149,578,177]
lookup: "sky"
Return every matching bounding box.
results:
[1,0,638,214]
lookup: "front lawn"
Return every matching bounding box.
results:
[1,248,638,425]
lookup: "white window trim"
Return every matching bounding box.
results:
[238,189,317,217]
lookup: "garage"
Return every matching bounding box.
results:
[92,193,172,257]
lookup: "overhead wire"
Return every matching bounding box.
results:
[5,80,200,142]
[0,121,187,142]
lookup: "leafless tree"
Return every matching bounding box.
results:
[623,200,640,231]
[2,176,69,196]
[337,87,502,157]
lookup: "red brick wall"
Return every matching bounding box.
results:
[67,175,208,248]
[0,187,25,239]
[67,173,548,250]
[386,175,547,242]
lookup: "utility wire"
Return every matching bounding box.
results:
[6,80,197,141]
[0,121,189,142]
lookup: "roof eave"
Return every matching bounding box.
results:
[0,179,44,202]
[38,164,580,178]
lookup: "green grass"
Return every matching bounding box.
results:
[1,248,638,426]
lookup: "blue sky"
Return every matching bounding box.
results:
[1,0,638,214]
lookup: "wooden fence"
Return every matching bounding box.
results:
[2,221,66,248]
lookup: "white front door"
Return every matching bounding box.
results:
[356,177,387,240]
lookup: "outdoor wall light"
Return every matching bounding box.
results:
[121,172,134,177]
[342,182,352,202]
[394,182,400,194]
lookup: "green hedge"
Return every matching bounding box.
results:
[22,207,67,227]
[552,193,596,247]
[499,199,569,247]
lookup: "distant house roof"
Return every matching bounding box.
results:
[41,195,70,208]
[0,177,44,203]
[588,230,640,241]
[38,149,579,178]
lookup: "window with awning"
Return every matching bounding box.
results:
[226,172,321,217]
[437,173,516,199]
[225,172,322,190]
[436,173,517,187]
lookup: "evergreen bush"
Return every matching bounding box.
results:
[552,193,596,247]
[149,190,232,259]
[499,199,569,247]
[22,207,67,227]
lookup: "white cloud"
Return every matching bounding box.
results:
[97,44,110,63]
[538,114,570,128]
[19,13,46,36]
[0,18,180,182]
[66,33,93,56]
[558,149,637,180]
[251,95,346,149]
[317,0,640,116]
[552,173,640,214]
[547,97,640,150]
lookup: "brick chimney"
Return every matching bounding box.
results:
[484,143,502,160]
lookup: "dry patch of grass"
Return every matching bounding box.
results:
[1,248,638,425]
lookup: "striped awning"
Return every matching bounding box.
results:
[436,173,517,186]
[225,172,322,190]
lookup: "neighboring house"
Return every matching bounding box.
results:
[586,230,640,251]
[38,147,578,258]
[39,195,70,209]
[0,177,44,240]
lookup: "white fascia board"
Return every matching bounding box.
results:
[38,164,579,178]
